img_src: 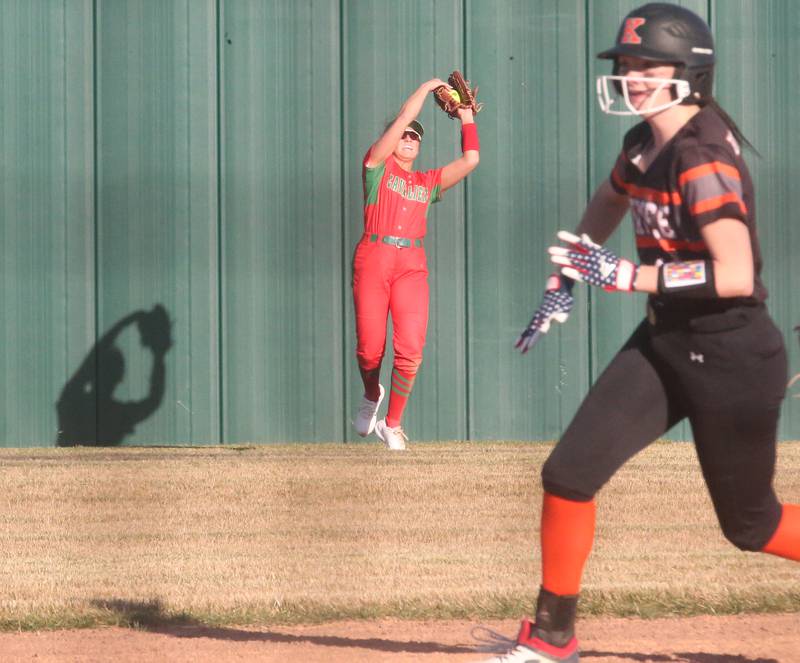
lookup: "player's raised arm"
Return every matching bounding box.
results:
[365,78,448,168]
[434,71,482,191]
[440,107,480,192]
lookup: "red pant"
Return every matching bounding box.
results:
[352,237,428,375]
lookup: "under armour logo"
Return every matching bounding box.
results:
[621,17,646,44]
[690,352,704,363]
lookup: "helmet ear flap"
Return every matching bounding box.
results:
[691,68,714,103]
[679,65,714,104]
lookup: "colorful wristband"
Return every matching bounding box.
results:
[461,122,479,152]
[657,260,717,298]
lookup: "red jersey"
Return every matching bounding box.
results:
[610,106,766,304]
[362,153,442,238]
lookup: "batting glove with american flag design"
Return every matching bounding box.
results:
[514,273,575,354]
[549,231,638,292]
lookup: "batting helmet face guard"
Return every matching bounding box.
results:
[596,2,715,116]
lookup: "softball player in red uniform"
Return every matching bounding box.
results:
[353,78,479,450]
[484,4,800,662]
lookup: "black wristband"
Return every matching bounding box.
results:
[657,260,717,299]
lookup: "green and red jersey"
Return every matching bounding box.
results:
[362,153,442,238]
[610,106,766,303]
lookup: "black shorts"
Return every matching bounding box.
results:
[542,303,788,551]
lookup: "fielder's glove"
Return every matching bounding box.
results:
[433,70,483,119]
[549,231,638,292]
[514,273,575,354]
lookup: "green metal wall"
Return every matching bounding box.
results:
[2,1,95,446]
[221,0,344,443]
[95,0,220,445]
[2,0,799,447]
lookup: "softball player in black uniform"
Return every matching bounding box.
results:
[483,4,800,662]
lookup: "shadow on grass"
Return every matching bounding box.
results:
[89,602,781,660]
[90,599,476,655]
[90,599,196,628]
[166,627,478,655]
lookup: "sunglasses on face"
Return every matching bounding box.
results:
[401,131,421,142]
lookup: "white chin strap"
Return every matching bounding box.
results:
[596,75,692,116]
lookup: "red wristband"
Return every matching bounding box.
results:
[461,122,479,152]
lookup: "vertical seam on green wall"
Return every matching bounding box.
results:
[462,0,471,441]
[339,0,348,444]
[92,0,100,443]
[583,0,594,388]
[216,0,225,445]
[186,0,193,446]
[62,0,68,386]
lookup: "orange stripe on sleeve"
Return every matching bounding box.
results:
[611,168,627,191]
[690,191,748,216]
[678,161,741,186]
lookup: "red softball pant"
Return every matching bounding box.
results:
[352,237,428,375]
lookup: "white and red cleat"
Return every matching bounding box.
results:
[353,384,384,437]
[474,618,579,663]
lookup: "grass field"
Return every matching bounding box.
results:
[0,441,798,632]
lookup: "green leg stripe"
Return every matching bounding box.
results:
[391,370,414,389]
[391,371,414,397]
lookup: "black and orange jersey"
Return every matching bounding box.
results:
[609,105,766,303]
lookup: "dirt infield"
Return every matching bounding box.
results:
[1,614,798,662]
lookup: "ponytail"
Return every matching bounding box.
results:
[705,98,761,157]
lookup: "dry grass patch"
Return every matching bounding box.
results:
[0,442,798,630]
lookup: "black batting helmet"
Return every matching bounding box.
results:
[598,2,715,104]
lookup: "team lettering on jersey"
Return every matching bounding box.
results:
[385,174,430,202]
[630,198,677,240]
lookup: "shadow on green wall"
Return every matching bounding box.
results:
[56,305,173,447]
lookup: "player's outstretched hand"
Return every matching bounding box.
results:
[549,231,638,292]
[514,273,575,354]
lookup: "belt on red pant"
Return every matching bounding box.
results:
[368,233,423,248]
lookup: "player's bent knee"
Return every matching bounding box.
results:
[718,518,776,552]
[356,351,384,371]
[541,459,596,503]
[393,356,422,374]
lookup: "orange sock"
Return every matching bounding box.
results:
[541,492,596,596]
[762,504,800,561]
